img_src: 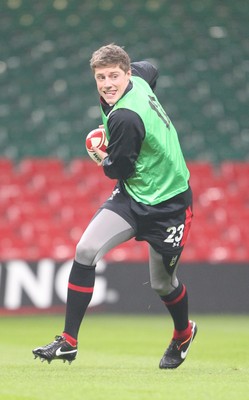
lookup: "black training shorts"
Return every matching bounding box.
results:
[101,182,193,256]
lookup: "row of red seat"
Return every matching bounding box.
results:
[1,158,248,262]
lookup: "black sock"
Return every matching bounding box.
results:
[63,260,95,340]
[160,283,189,332]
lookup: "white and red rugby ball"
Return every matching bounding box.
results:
[85,128,108,163]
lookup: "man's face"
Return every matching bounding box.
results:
[94,65,131,105]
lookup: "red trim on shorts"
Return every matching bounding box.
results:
[68,282,94,293]
[163,285,186,306]
[181,205,193,246]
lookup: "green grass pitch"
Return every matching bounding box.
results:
[0,314,248,400]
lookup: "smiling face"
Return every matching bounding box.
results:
[94,65,131,105]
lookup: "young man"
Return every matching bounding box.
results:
[33,44,197,369]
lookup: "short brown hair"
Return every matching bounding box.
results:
[90,44,131,73]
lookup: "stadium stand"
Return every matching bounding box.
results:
[0,0,248,263]
[0,158,248,262]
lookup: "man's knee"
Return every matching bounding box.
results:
[151,279,178,297]
[75,240,98,266]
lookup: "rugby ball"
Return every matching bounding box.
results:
[85,128,108,163]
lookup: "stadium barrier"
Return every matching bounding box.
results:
[0,259,248,315]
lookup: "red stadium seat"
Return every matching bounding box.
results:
[220,161,249,180]
[0,159,15,186]
[18,158,64,175]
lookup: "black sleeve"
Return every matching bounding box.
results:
[102,108,145,180]
[131,61,159,91]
